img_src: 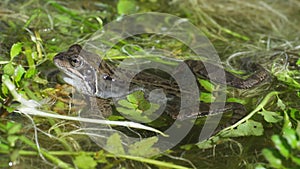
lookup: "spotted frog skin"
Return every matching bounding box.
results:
[53,44,269,120]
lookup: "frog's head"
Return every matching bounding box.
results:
[54,44,131,99]
[53,44,98,96]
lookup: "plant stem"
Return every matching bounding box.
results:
[0,149,191,169]
[19,135,73,169]
[222,91,280,131]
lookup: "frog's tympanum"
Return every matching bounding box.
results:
[54,44,269,120]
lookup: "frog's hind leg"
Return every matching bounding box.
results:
[183,60,270,89]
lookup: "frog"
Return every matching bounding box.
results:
[53,44,269,120]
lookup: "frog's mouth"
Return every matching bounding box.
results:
[60,70,96,96]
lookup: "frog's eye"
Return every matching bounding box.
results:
[70,57,82,67]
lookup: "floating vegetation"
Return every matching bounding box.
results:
[0,0,300,168]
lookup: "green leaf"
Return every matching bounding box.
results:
[180,144,194,151]
[117,0,137,15]
[0,142,10,151]
[117,91,158,122]
[33,75,48,85]
[10,150,20,162]
[4,105,17,113]
[277,98,286,110]
[74,153,97,169]
[258,110,283,123]
[143,103,160,115]
[116,107,141,115]
[138,99,151,111]
[127,91,145,103]
[200,92,215,103]
[14,65,25,83]
[282,128,298,149]
[117,100,137,109]
[275,71,300,88]
[272,135,290,159]
[297,123,300,144]
[117,106,151,122]
[94,150,108,164]
[7,135,19,147]
[226,97,246,105]
[1,83,9,96]
[126,91,151,111]
[199,92,215,103]
[3,63,15,76]
[296,58,300,65]
[25,68,37,79]
[255,164,266,169]
[106,133,125,155]
[107,115,125,121]
[288,108,300,121]
[127,91,139,103]
[283,110,292,129]
[199,79,215,92]
[7,123,22,135]
[262,149,283,168]
[196,136,222,149]
[24,47,36,69]
[128,136,159,156]
[291,155,300,166]
[10,42,23,60]
[221,120,263,137]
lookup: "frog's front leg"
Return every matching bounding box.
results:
[85,96,113,118]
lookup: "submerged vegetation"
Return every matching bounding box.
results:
[0,0,300,168]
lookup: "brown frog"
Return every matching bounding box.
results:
[53,44,269,120]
